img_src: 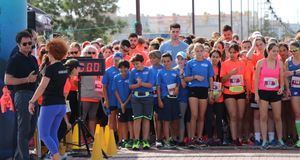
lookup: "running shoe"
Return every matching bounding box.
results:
[155,140,163,148]
[142,140,150,150]
[125,139,133,148]
[278,140,287,149]
[132,140,140,150]
[261,141,269,150]
[295,140,300,148]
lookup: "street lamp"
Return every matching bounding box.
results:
[135,0,142,35]
[241,0,243,40]
[192,0,195,35]
[219,0,221,33]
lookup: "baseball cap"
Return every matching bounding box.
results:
[64,59,84,69]
[251,31,262,39]
[113,52,123,59]
[176,51,187,59]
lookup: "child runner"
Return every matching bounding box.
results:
[129,54,155,150]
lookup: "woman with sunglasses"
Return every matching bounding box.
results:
[254,43,286,149]
[285,41,300,148]
[68,42,81,57]
[79,45,101,136]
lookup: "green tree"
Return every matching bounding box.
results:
[28,0,127,42]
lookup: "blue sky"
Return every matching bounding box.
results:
[117,0,300,24]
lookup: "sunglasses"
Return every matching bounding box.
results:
[69,51,78,55]
[114,47,120,51]
[22,42,32,46]
[87,51,96,55]
[41,50,48,55]
[289,48,300,53]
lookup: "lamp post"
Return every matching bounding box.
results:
[219,0,221,33]
[135,0,142,35]
[192,0,195,35]
[241,0,243,40]
[230,0,233,28]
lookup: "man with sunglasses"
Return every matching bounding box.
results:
[105,40,134,69]
[4,30,39,160]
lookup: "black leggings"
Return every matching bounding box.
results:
[205,102,225,140]
[67,91,79,124]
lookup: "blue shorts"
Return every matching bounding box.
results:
[157,97,181,121]
[290,88,300,97]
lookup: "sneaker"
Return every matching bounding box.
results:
[269,139,277,146]
[125,139,133,148]
[169,138,178,146]
[132,140,140,150]
[254,140,262,146]
[278,140,287,149]
[164,139,176,149]
[142,140,150,150]
[118,140,126,148]
[295,140,300,148]
[196,138,207,147]
[155,140,163,148]
[222,138,230,145]
[183,137,191,146]
[261,141,269,150]
[233,139,242,146]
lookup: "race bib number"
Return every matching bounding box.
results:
[95,80,102,92]
[213,82,222,96]
[152,86,158,98]
[263,77,279,89]
[167,83,176,96]
[291,76,300,88]
[230,75,243,86]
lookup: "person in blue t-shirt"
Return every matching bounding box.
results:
[112,60,134,148]
[174,51,190,145]
[159,23,188,67]
[102,52,123,132]
[184,43,214,145]
[129,54,155,150]
[148,50,164,148]
[157,53,181,148]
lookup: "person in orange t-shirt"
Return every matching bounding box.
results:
[105,40,134,69]
[205,50,226,144]
[128,33,149,66]
[220,43,246,146]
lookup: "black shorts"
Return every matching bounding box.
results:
[157,97,181,121]
[117,108,133,122]
[223,92,246,100]
[109,105,117,111]
[258,90,282,103]
[188,87,208,99]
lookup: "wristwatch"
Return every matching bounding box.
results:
[294,70,297,76]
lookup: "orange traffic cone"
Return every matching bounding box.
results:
[91,124,104,160]
[65,130,73,151]
[72,124,80,149]
[104,126,117,156]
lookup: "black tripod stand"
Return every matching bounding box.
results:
[63,57,107,158]
[65,76,108,158]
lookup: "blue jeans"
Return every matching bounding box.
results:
[38,105,66,156]
[14,90,38,160]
